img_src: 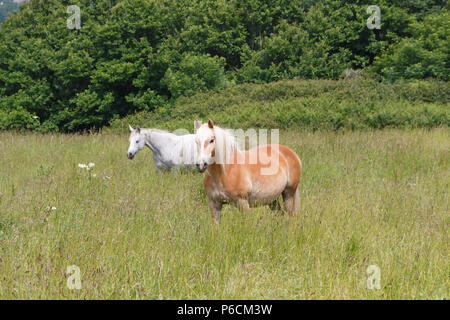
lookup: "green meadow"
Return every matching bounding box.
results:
[0,128,448,299]
[0,0,449,301]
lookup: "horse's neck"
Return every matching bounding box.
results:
[143,129,181,153]
[143,130,165,152]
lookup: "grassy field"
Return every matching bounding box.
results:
[0,128,448,299]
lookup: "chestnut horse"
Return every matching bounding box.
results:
[194,119,302,223]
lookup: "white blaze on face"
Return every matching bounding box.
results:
[195,125,216,170]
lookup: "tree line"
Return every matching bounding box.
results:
[0,0,448,131]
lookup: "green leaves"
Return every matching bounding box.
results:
[0,107,39,130]
[0,0,448,131]
[162,53,227,99]
[371,10,449,81]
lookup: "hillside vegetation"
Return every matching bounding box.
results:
[0,0,448,131]
[108,78,449,132]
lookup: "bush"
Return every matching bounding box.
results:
[371,39,449,81]
[162,53,228,99]
[0,108,39,130]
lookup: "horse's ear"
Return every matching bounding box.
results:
[129,124,134,132]
[207,119,214,129]
[136,126,141,133]
[194,120,202,130]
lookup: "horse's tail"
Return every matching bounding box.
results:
[292,153,301,214]
[293,186,300,213]
[279,145,301,215]
[279,145,301,185]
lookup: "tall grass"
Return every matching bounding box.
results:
[0,128,448,299]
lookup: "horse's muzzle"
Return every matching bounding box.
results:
[196,162,208,172]
[127,152,134,160]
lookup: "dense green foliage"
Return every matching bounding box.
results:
[108,78,450,132]
[0,0,18,23]
[371,10,450,81]
[0,0,448,131]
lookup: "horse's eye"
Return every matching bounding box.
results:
[210,139,215,144]
[136,140,139,143]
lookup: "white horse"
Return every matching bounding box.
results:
[127,125,197,172]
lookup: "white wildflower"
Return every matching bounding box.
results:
[78,162,95,172]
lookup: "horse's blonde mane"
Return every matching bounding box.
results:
[213,125,240,165]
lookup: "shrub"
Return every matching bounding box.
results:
[107,78,449,133]
[162,53,228,99]
[0,108,39,130]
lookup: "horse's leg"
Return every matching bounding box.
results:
[269,198,282,211]
[282,187,299,216]
[155,162,171,173]
[237,198,250,212]
[208,199,222,224]
[153,154,168,173]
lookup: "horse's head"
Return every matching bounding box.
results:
[127,125,145,160]
[194,119,216,172]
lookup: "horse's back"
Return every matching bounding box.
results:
[246,144,301,187]
[253,144,300,173]
[243,144,301,204]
